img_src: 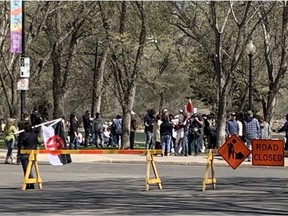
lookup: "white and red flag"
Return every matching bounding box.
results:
[42,119,72,166]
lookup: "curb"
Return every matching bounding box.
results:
[2,155,286,169]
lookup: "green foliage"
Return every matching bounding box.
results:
[0,1,287,122]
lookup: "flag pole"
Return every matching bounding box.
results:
[14,118,62,135]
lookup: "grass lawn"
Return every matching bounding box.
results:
[0,131,146,150]
[0,138,145,150]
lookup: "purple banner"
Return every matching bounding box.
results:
[10,0,22,54]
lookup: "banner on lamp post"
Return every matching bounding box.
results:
[10,0,22,54]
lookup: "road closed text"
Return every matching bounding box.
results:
[252,140,284,166]
[253,153,283,162]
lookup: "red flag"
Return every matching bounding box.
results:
[186,99,193,113]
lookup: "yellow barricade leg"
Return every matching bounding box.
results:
[202,149,216,192]
[22,150,43,191]
[145,150,162,191]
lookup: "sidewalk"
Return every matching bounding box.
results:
[1,148,288,168]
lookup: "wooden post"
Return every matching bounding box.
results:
[22,150,43,190]
[202,149,216,192]
[145,150,162,191]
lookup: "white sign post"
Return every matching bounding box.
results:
[20,57,30,78]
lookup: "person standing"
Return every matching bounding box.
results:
[68,113,79,150]
[18,121,39,189]
[160,116,173,156]
[3,118,17,164]
[175,110,186,155]
[112,115,122,148]
[181,120,190,157]
[82,110,92,147]
[258,116,271,139]
[92,112,104,148]
[278,114,288,150]
[16,113,30,165]
[153,114,162,151]
[188,108,203,156]
[130,111,138,150]
[202,114,210,149]
[236,113,244,142]
[30,106,42,135]
[225,112,239,138]
[144,109,155,150]
[243,110,260,161]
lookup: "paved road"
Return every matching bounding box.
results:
[1,162,288,215]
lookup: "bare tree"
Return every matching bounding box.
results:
[172,1,262,146]
[44,3,88,117]
[0,1,52,117]
[257,2,288,123]
[99,1,146,149]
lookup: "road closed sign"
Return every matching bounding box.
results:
[252,139,284,166]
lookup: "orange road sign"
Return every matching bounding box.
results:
[218,134,250,170]
[252,139,284,166]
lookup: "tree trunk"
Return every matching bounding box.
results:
[95,95,102,114]
[215,76,229,147]
[121,85,136,149]
[52,45,65,118]
[265,96,276,124]
[95,46,109,114]
[158,92,164,114]
[91,42,99,117]
[99,2,146,149]
[259,3,288,123]
[122,108,131,150]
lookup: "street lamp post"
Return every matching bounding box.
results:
[246,40,256,110]
[21,0,26,120]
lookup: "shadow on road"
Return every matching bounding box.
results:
[0,177,287,215]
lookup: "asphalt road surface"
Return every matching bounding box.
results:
[1,162,288,216]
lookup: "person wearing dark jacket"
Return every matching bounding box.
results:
[18,121,39,189]
[69,113,79,150]
[278,114,288,150]
[225,112,239,138]
[82,110,92,147]
[130,111,138,150]
[160,116,173,156]
[144,109,156,150]
[92,112,104,148]
[16,112,30,165]
[30,107,42,135]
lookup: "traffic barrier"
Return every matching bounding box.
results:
[145,152,162,191]
[21,150,43,190]
[202,149,216,191]
[20,149,162,191]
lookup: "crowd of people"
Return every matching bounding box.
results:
[144,107,216,157]
[2,104,288,190]
[143,107,288,159]
[71,110,135,149]
[3,105,288,164]
[225,110,271,161]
